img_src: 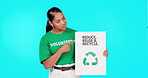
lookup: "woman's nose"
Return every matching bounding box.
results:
[61,20,66,24]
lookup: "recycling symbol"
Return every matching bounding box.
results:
[83,52,98,66]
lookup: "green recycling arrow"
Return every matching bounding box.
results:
[83,52,98,66]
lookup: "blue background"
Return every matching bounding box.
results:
[0,0,147,78]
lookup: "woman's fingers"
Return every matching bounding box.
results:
[103,50,108,57]
[67,40,75,45]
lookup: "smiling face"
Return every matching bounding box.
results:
[49,12,67,31]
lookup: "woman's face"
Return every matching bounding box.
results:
[49,12,66,30]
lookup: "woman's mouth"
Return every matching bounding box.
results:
[62,26,66,28]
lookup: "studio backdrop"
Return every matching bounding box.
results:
[0,0,147,78]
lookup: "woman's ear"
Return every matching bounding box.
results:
[49,21,53,26]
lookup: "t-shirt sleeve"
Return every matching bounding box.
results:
[39,37,51,64]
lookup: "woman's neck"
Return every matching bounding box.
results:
[51,28,66,34]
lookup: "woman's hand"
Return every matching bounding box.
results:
[58,40,75,54]
[103,50,108,58]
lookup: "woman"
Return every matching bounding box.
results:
[39,7,108,78]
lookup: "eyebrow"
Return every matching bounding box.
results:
[55,15,65,22]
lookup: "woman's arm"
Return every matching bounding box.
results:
[43,40,75,69]
[43,49,63,69]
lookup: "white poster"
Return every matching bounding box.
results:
[75,32,106,75]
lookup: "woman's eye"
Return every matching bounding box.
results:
[56,21,60,23]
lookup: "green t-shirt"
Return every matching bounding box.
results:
[39,28,76,65]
